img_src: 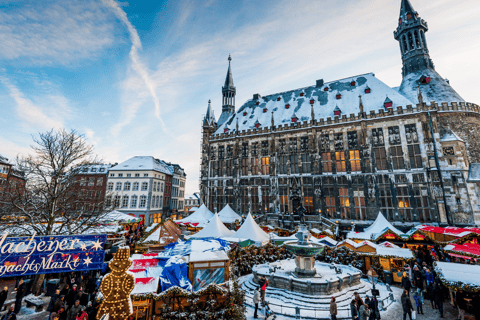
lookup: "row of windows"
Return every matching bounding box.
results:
[79,177,103,186]
[110,173,147,177]
[107,181,149,192]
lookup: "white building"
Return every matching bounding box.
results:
[107,156,170,226]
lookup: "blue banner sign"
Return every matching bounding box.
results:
[0,233,106,277]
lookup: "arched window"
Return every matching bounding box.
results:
[403,35,408,52]
[124,182,131,191]
[141,182,148,191]
[139,195,147,208]
[131,195,138,208]
[122,195,129,208]
[114,195,121,208]
[408,32,414,50]
[115,182,122,191]
[421,31,427,48]
[156,196,160,208]
[133,182,139,191]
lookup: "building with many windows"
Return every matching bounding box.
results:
[107,156,186,225]
[73,164,113,214]
[0,154,25,203]
[200,0,480,229]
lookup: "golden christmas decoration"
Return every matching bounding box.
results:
[97,247,135,320]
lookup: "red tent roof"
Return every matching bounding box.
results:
[444,243,480,258]
[418,225,479,237]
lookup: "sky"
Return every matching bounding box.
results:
[1,0,479,195]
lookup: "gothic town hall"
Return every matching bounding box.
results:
[200,0,480,229]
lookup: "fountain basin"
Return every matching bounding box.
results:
[284,241,324,256]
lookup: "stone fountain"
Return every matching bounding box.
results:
[284,224,324,277]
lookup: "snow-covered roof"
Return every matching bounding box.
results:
[347,212,404,240]
[435,261,480,291]
[175,204,214,227]
[79,164,112,175]
[189,250,228,262]
[399,69,464,105]
[190,213,234,239]
[232,213,270,244]
[103,210,140,223]
[376,247,414,259]
[468,164,480,182]
[131,277,159,295]
[110,156,171,175]
[215,73,414,134]
[217,204,242,224]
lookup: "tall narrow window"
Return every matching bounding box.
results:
[97,177,103,186]
[301,154,311,174]
[122,195,129,208]
[408,144,422,168]
[124,182,131,191]
[261,157,269,175]
[141,182,148,191]
[133,182,139,191]
[241,158,249,176]
[251,158,259,175]
[114,195,121,208]
[339,187,350,219]
[349,150,361,172]
[139,195,147,208]
[131,195,138,208]
[322,152,332,173]
[397,187,412,221]
[375,148,387,170]
[115,182,122,191]
[335,151,346,172]
[391,146,405,169]
[324,187,335,219]
[107,182,113,191]
[353,187,366,220]
[289,155,299,174]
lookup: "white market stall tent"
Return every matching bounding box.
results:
[175,204,214,227]
[346,212,404,241]
[231,213,270,245]
[217,204,242,224]
[190,213,234,239]
[103,210,141,223]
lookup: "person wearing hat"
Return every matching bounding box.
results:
[401,271,412,293]
[67,300,81,320]
[66,285,77,309]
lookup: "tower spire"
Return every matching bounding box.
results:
[217,55,236,127]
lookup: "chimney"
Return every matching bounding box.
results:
[316,79,324,88]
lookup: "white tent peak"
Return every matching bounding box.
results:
[217,204,242,224]
[176,204,214,227]
[232,213,270,243]
[346,212,404,240]
[190,213,234,238]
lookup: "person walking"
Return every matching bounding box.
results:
[413,266,425,304]
[401,272,412,293]
[433,283,444,318]
[368,296,380,320]
[350,299,358,320]
[253,289,260,319]
[259,276,268,306]
[75,307,88,320]
[401,289,414,320]
[330,297,338,320]
[48,289,61,315]
[67,300,81,320]
[359,302,370,320]
[457,291,467,320]
[1,306,16,320]
[0,286,8,311]
[413,291,423,315]
[14,279,25,314]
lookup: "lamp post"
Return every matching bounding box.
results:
[367,268,379,298]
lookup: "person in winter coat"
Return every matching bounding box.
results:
[67,300,81,320]
[401,272,412,292]
[350,299,358,320]
[368,296,380,320]
[66,285,77,308]
[413,291,423,315]
[14,279,25,314]
[330,297,338,320]
[75,307,88,320]
[1,306,16,320]
[424,268,434,285]
[60,285,69,298]
[57,306,67,320]
[433,283,444,318]
[401,290,414,320]
[53,295,65,313]
[457,291,467,320]
[47,290,60,313]
[359,303,370,320]
[259,276,268,306]
[0,286,8,312]
[253,289,260,318]
[354,292,364,310]
[413,267,424,303]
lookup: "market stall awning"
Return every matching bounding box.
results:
[444,243,480,258]
[232,213,270,245]
[217,204,242,224]
[190,213,234,239]
[175,204,214,227]
[435,261,480,292]
[418,225,477,238]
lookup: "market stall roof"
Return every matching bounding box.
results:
[189,207,199,212]
[435,261,480,292]
[346,212,404,240]
[337,239,413,259]
[103,210,140,223]
[232,213,270,244]
[189,250,228,262]
[161,238,231,258]
[175,204,214,227]
[131,277,159,294]
[141,220,181,245]
[190,213,234,239]
[217,204,242,224]
[418,225,479,238]
[444,243,480,258]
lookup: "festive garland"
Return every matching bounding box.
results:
[444,249,480,259]
[433,261,480,292]
[451,232,480,245]
[337,244,415,261]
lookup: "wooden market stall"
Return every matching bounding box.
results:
[188,250,230,291]
[138,220,182,253]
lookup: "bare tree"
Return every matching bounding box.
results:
[0,129,113,236]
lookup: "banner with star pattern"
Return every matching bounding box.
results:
[0,233,106,277]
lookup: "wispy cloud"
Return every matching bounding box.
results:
[0,1,115,66]
[102,0,166,134]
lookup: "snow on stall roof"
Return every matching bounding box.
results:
[215,73,414,134]
[399,68,464,104]
[232,213,270,243]
[435,261,480,289]
[142,226,162,243]
[346,212,404,240]
[131,277,159,295]
[217,204,242,223]
[110,156,171,174]
[190,213,234,238]
[103,210,140,223]
[376,247,413,259]
[146,223,159,233]
[175,204,214,227]
[189,250,228,262]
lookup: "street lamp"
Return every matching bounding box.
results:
[367,268,380,298]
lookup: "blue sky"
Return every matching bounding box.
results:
[1,0,479,194]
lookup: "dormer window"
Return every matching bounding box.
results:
[407,13,412,20]
[224,128,229,133]
[365,87,371,94]
[334,106,341,116]
[384,96,393,108]
[420,76,431,84]
[324,87,329,92]
[300,92,305,97]
[310,99,315,105]
[256,101,260,105]
[291,114,298,123]
[277,97,281,101]
[336,94,342,100]
[243,111,247,116]
[263,108,268,113]
[285,104,290,109]
[351,81,356,86]
[254,120,261,128]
